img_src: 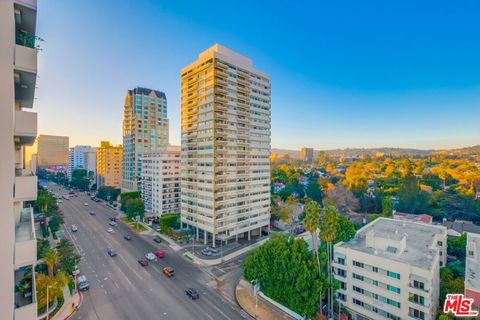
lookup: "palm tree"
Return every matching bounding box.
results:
[304,198,322,312]
[278,196,297,236]
[320,205,340,319]
[43,248,58,277]
[36,271,68,311]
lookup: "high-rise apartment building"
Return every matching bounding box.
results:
[122,87,169,191]
[333,218,447,320]
[37,134,69,169]
[141,146,181,217]
[180,44,271,247]
[96,141,122,188]
[83,150,97,178]
[67,145,94,180]
[300,147,313,163]
[0,0,39,318]
[465,232,480,309]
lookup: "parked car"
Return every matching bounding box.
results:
[73,266,80,276]
[154,227,161,232]
[185,288,199,300]
[138,258,148,267]
[71,225,78,232]
[155,250,165,258]
[58,200,63,204]
[89,211,95,215]
[163,267,174,277]
[124,235,132,241]
[107,249,117,257]
[84,202,88,206]
[109,217,117,222]
[77,275,90,291]
[109,220,118,227]
[145,252,156,261]
[94,198,101,202]
[205,246,218,253]
[201,248,212,256]
[106,228,114,233]
[153,236,162,243]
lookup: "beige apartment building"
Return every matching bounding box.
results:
[141,146,181,217]
[465,232,480,309]
[180,44,271,247]
[37,134,69,168]
[96,141,122,188]
[333,218,447,320]
[0,0,39,318]
[300,147,313,163]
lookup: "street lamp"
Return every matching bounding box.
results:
[251,279,260,319]
[46,285,53,320]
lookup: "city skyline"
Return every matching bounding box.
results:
[34,0,480,150]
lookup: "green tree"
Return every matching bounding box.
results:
[397,174,429,214]
[36,272,68,311]
[243,235,326,317]
[306,180,323,204]
[381,196,393,217]
[159,214,180,233]
[120,191,140,212]
[71,169,90,191]
[43,248,58,277]
[37,239,50,260]
[56,239,81,275]
[126,198,145,220]
[97,186,121,202]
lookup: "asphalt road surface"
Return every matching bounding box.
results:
[47,183,247,320]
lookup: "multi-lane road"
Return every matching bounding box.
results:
[46,183,247,320]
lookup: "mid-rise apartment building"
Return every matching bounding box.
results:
[96,141,122,188]
[67,145,94,180]
[0,0,39,318]
[333,218,447,320]
[300,147,313,163]
[180,44,271,247]
[141,146,181,217]
[84,150,97,178]
[37,134,69,169]
[122,87,169,191]
[465,232,480,309]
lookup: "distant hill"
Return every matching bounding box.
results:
[271,145,480,158]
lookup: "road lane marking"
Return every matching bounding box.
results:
[119,255,144,281]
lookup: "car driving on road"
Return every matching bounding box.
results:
[89,211,95,215]
[109,220,118,227]
[84,202,88,206]
[106,227,114,233]
[124,235,132,240]
[163,267,174,277]
[107,249,117,257]
[145,252,156,261]
[71,225,78,232]
[138,258,148,267]
[185,288,199,300]
[155,250,165,258]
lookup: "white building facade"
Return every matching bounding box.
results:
[67,145,94,180]
[333,218,447,320]
[141,146,181,217]
[180,44,271,247]
[0,0,39,318]
[465,232,480,310]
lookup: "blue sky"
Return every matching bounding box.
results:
[36,0,480,150]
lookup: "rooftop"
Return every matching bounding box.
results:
[128,87,166,100]
[337,218,446,269]
[466,233,480,291]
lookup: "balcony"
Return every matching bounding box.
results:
[14,266,37,320]
[14,43,37,74]
[14,170,37,201]
[14,110,37,146]
[15,70,36,109]
[15,0,37,10]
[15,207,36,267]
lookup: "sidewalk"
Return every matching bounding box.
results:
[235,278,295,320]
[51,286,82,320]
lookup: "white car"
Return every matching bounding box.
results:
[145,252,156,261]
[71,225,78,232]
[58,200,63,203]
[108,221,117,227]
[84,202,88,206]
[106,227,114,233]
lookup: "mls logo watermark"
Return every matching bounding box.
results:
[443,294,478,317]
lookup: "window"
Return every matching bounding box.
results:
[412,294,425,305]
[353,298,364,307]
[372,266,379,273]
[337,268,346,278]
[387,271,400,279]
[413,280,425,290]
[337,257,345,265]
[409,308,425,320]
[353,273,364,281]
[387,246,398,254]
[387,298,400,308]
[372,280,379,286]
[387,285,400,294]
[353,261,364,268]
[469,250,474,257]
[353,286,364,294]
[437,241,443,246]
